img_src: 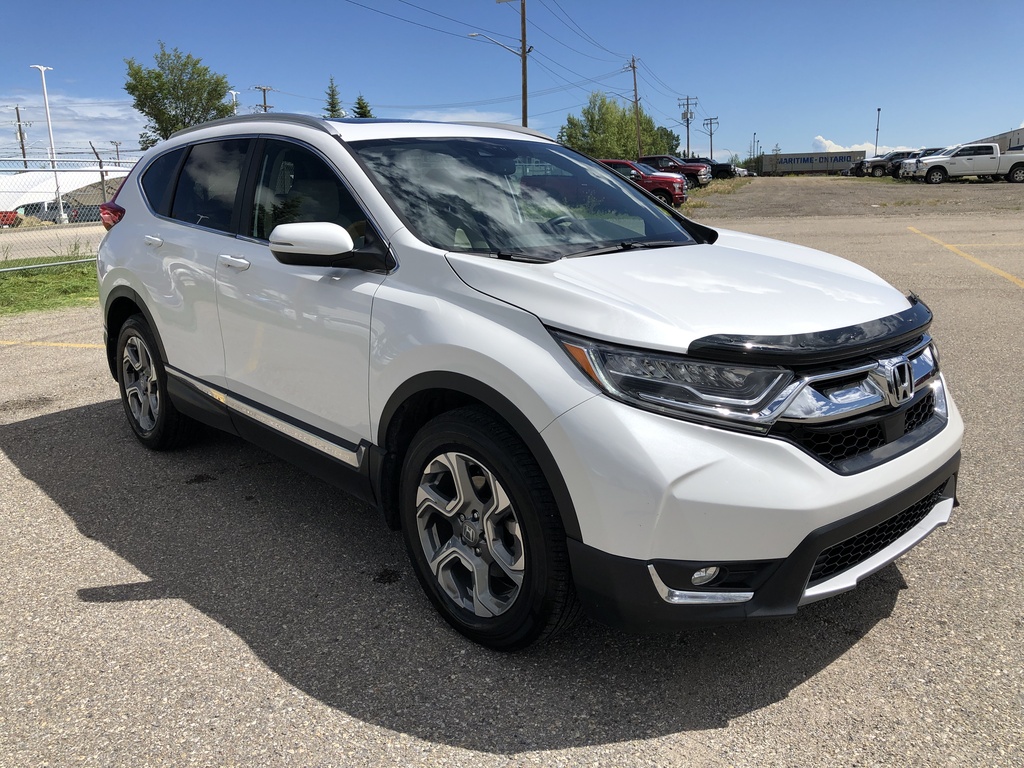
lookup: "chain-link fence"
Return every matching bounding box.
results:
[0,159,137,271]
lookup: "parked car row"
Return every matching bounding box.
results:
[851,143,1024,184]
[599,159,688,206]
[8,200,104,224]
[598,153,743,208]
[903,143,1024,184]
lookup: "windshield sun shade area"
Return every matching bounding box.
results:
[349,137,696,261]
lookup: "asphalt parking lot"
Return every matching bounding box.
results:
[1,186,1022,766]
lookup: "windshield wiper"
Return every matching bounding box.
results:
[489,249,555,263]
[564,239,686,259]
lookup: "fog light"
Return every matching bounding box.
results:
[691,566,720,586]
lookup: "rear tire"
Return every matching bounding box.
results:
[116,315,196,450]
[399,407,580,650]
[1007,166,1024,184]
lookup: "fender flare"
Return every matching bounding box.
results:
[377,370,583,541]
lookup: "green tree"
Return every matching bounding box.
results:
[324,76,344,118]
[124,42,234,149]
[557,92,678,159]
[352,94,375,119]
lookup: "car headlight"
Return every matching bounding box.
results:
[552,330,795,430]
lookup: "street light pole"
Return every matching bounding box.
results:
[229,90,240,115]
[874,107,881,156]
[30,64,66,224]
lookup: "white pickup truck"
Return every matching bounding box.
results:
[914,143,1024,184]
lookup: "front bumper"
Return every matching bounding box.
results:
[568,454,959,630]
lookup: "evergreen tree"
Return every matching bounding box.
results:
[124,42,234,149]
[324,76,345,118]
[352,94,375,119]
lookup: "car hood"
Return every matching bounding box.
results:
[446,228,911,352]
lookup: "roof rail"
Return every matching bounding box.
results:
[459,122,553,140]
[170,113,336,139]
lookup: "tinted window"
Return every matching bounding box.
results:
[248,140,368,244]
[140,147,186,216]
[170,139,251,232]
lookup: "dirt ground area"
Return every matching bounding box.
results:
[686,175,1024,220]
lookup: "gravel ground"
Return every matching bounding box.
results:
[1,178,1022,767]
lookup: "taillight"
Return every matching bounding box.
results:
[100,176,129,231]
[100,201,125,231]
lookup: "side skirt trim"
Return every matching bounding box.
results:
[167,368,364,469]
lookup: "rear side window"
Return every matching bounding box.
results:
[170,139,251,232]
[140,147,186,216]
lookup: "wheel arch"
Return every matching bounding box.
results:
[373,371,582,542]
[925,165,948,183]
[1006,163,1024,183]
[103,286,166,381]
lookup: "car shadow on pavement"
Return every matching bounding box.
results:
[1,402,905,753]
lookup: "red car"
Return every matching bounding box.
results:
[599,159,687,206]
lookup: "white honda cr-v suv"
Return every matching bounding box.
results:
[97,115,962,650]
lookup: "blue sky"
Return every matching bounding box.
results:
[2,0,1022,163]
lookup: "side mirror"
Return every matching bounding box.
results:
[269,222,392,272]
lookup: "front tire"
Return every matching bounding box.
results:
[871,165,885,177]
[399,407,580,650]
[926,167,947,184]
[116,315,196,450]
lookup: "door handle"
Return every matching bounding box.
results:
[144,235,163,247]
[219,255,251,271]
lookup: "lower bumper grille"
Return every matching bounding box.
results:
[808,483,946,585]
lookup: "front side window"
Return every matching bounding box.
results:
[249,140,369,246]
[170,139,251,232]
[351,137,695,261]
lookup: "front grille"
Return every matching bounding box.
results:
[808,484,946,585]
[772,392,936,469]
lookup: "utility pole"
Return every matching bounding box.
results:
[13,105,31,169]
[495,0,529,127]
[628,56,642,159]
[110,140,121,163]
[703,117,719,159]
[677,96,697,156]
[253,85,274,113]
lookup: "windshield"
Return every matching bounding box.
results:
[349,137,696,261]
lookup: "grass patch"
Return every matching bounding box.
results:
[0,262,99,316]
[679,176,753,213]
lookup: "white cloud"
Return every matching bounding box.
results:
[2,95,146,158]
[812,135,917,156]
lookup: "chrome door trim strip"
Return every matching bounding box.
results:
[168,369,364,468]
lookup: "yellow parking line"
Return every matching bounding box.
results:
[0,340,104,349]
[908,227,1024,289]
